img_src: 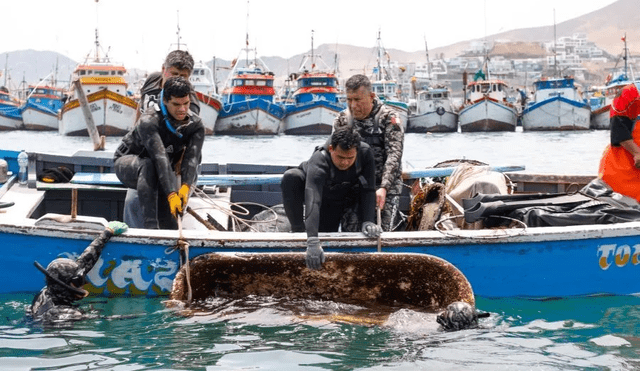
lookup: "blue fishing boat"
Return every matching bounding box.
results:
[215,48,285,135]
[2,149,637,299]
[281,35,344,135]
[0,88,23,130]
[521,76,591,131]
[21,85,65,131]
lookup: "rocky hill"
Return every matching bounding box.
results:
[1,0,638,90]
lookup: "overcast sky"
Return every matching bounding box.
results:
[4,0,617,70]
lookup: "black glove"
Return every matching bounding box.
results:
[305,237,325,270]
[362,221,382,238]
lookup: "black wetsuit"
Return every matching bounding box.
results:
[138,72,200,116]
[31,229,113,322]
[114,103,205,229]
[281,140,377,237]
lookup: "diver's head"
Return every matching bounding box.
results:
[436,301,483,331]
[35,259,89,301]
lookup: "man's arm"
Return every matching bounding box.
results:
[180,117,206,187]
[303,152,330,238]
[139,119,179,197]
[75,222,128,274]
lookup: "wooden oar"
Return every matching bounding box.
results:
[170,252,475,311]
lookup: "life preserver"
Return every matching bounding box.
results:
[436,106,446,116]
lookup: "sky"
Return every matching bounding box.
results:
[3,0,618,71]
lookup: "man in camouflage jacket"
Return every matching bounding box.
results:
[333,74,405,231]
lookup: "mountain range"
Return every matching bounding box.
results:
[1,0,637,90]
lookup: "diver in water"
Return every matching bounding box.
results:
[437,301,490,331]
[30,221,128,323]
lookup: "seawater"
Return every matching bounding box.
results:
[2,129,638,370]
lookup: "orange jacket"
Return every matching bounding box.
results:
[599,83,640,200]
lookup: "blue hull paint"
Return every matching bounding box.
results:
[3,223,639,298]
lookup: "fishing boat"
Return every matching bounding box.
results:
[3,149,639,300]
[521,76,591,131]
[0,87,22,131]
[407,84,458,133]
[590,36,635,130]
[458,79,518,132]
[20,85,65,131]
[369,30,409,130]
[281,32,344,135]
[190,61,222,135]
[59,31,136,136]
[215,47,285,135]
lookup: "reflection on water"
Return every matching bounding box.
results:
[1,294,639,370]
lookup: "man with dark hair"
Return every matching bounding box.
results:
[136,49,199,122]
[114,76,205,229]
[31,221,128,323]
[281,127,381,270]
[333,74,405,232]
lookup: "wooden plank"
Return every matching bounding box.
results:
[73,80,105,151]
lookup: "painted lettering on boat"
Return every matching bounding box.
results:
[89,103,101,113]
[597,244,640,270]
[85,257,178,295]
[108,103,123,114]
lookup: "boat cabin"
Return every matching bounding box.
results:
[190,62,215,94]
[73,63,128,96]
[466,80,509,103]
[293,73,340,104]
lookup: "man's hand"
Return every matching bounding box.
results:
[178,184,190,206]
[167,192,183,218]
[305,237,325,270]
[362,221,382,238]
[376,188,387,209]
[107,221,128,235]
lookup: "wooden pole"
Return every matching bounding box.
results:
[73,80,105,151]
[70,188,78,220]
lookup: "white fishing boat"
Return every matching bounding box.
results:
[458,79,517,132]
[521,76,590,131]
[59,25,136,136]
[407,84,458,133]
[190,61,222,135]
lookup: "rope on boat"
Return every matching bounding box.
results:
[191,186,280,232]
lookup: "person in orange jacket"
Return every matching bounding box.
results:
[599,82,640,201]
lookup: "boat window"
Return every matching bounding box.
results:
[498,85,502,92]
[481,84,490,93]
[233,79,244,86]
[256,80,266,86]
[245,80,256,86]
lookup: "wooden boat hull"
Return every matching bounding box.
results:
[194,91,221,135]
[407,110,458,133]
[591,105,611,130]
[282,101,342,135]
[21,103,59,131]
[59,89,136,136]
[522,97,591,131]
[216,98,285,135]
[458,98,517,132]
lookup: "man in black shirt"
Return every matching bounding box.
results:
[114,76,205,229]
[281,127,382,270]
[136,49,200,122]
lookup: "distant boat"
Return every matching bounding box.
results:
[591,35,635,130]
[458,79,518,132]
[369,30,409,130]
[0,87,22,131]
[190,61,222,135]
[281,33,345,135]
[20,85,64,131]
[407,84,458,133]
[521,76,590,131]
[215,48,285,135]
[59,32,136,136]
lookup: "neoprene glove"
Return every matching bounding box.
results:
[178,183,190,207]
[305,237,325,270]
[107,221,128,235]
[362,221,382,238]
[167,192,183,217]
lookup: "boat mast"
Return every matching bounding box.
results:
[553,8,558,78]
[311,30,315,71]
[623,33,628,79]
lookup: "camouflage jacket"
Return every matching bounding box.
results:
[333,97,404,193]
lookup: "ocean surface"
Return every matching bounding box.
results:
[4,129,639,371]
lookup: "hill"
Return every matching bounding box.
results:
[1,0,638,89]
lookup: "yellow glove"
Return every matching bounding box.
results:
[167,192,183,218]
[178,183,190,208]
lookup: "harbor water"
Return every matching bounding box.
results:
[3,129,640,370]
